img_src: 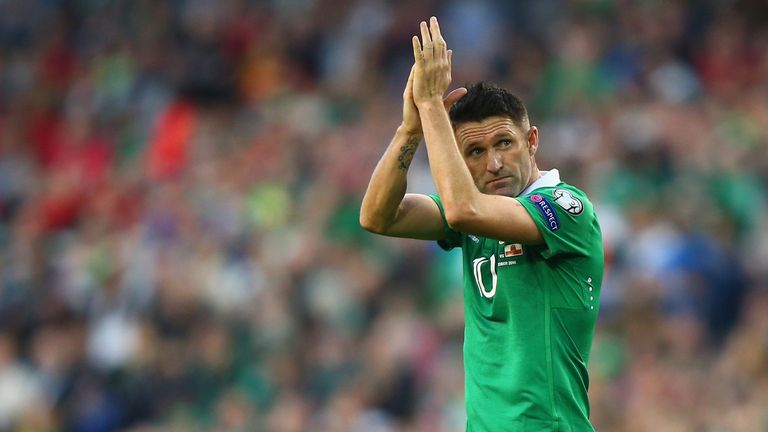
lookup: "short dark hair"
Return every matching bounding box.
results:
[449,81,529,129]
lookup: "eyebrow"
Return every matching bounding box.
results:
[460,130,516,148]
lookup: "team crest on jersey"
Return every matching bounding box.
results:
[553,189,584,215]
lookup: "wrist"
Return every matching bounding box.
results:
[415,97,444,110]
[396,125,423,139]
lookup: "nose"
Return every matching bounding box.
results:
[486,150,503,174]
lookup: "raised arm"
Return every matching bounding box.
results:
[359,66,465,240]
[411,17,544,245]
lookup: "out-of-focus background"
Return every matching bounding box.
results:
[0,0,767,431]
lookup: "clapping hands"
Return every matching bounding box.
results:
[400,16,466,134]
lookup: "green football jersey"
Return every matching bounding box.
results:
[429,170,603,432]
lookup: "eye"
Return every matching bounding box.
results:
[497,139,513,148]
[468,147,484,157]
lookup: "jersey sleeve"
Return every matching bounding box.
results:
[516,186,597,259]
[427,194,463,251]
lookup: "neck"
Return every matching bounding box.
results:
[525,167,542,190]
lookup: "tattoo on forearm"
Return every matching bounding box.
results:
[397,136,420,172]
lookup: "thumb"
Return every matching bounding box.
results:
[443,87,468,110]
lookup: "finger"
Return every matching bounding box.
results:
[412,36,423,64]
[443,87,468,110]
[404,65,414,96]
[448,49,453,67]
[431,17,448,60]
[420,21,432,60]
[430,16,440,38]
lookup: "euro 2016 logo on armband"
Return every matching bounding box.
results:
[553,189,584,215]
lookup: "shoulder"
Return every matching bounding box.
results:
[550,184,592,217]
[521,183,593,216]
[517,182,602,258]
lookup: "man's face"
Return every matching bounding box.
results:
[455,116,538,197]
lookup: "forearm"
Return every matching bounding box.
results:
[419,100,478,218]
[360,127,422,232]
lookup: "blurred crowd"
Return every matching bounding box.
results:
[0,0,767,430]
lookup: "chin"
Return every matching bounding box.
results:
[486,186,518,197]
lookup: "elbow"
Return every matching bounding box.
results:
[360,199,402,235]
[444,203,477,232]
[359,212,386,234]
[359,201,379,233]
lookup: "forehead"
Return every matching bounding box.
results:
[455,116,524,147]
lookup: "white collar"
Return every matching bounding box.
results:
[518,169,561,196]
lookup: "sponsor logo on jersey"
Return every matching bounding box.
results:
[530,194,560,231]
[469,235,480,243]
[553,188,584,215]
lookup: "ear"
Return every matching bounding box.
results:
[528,126,539,156]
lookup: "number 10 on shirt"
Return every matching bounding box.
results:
[472,254,497,298]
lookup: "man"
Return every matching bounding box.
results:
[360,16,603,432]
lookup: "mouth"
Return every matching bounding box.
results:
[486,176,512,187]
